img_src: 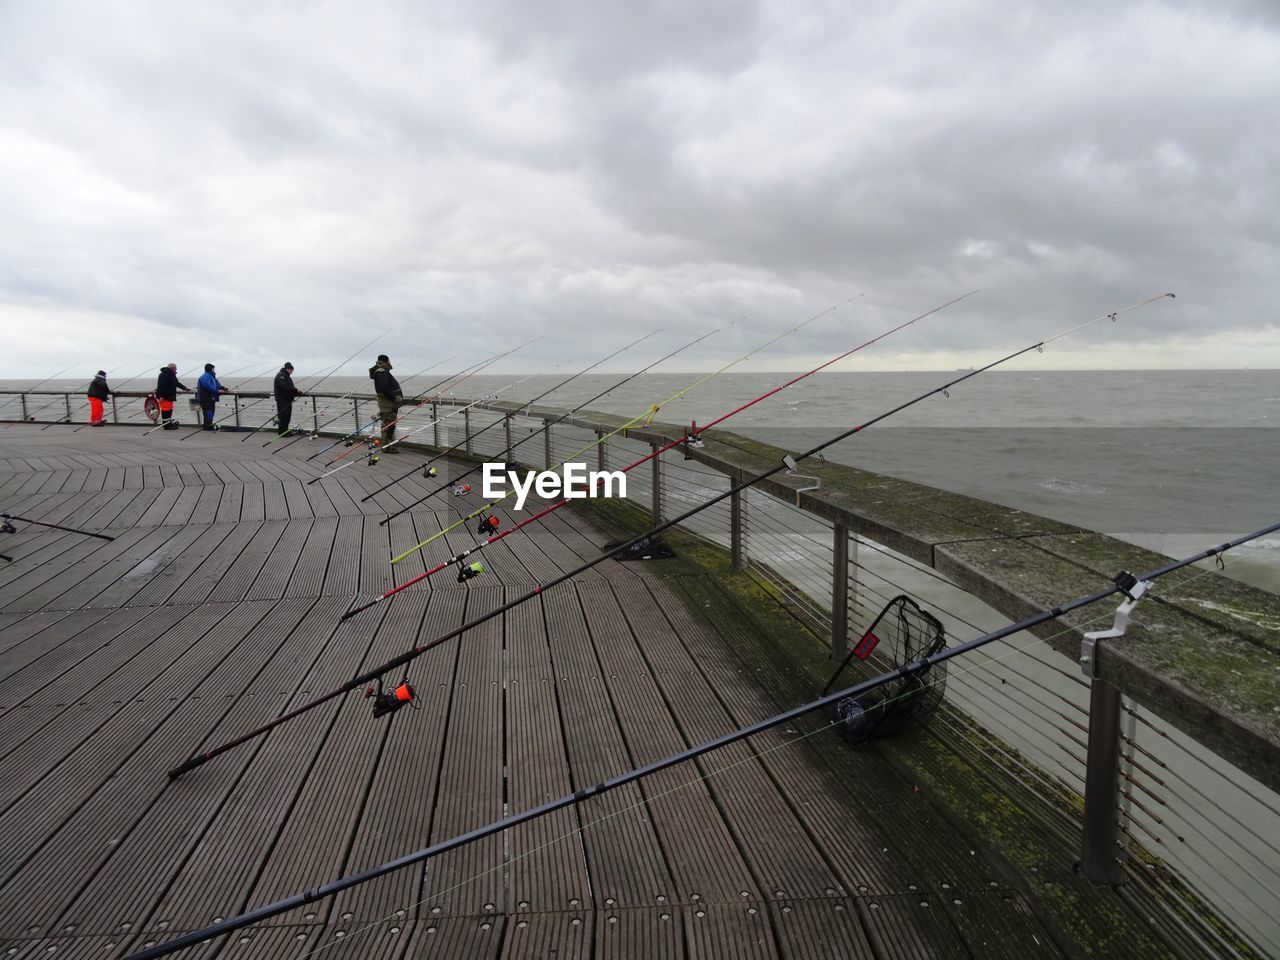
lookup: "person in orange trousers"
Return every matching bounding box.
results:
[86,371,112,426]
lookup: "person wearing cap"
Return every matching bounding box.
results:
[369,354,406,452]
[195,363,228,431]
[155,363,192,431]
[85,370,113,427]
[273,362,305,435]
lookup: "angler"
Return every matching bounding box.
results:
[360,330,659,498]
[150,361,273,438]
[215,333,382,441]
[195,364,229,430]
[85,370,114,427]
[37,362,130,429]
[153,364,193,431]
[310,340,540,480]
[482,462,627,511]
[272,362,304,435]
[282,355,456,457]
[134,518,1269,959]
[369,326,725,520]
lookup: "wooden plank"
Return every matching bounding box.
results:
[203,521,289,604]
[422,584,505,917]
[244,520,315,600]
[768,899,874,960]
[595,907,681,960]
[539,588,674,908]
[498,910,592,960]
[609,578,842,901]
[328,589,466,925]
[685,902,778,960]
[504,592,591,914]
[575,579,759,905]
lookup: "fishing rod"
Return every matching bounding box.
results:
[373,325,726,524]
[303,357,477,462]
[31,363,129,429]
[0,363,79,424]
[70,362,170,431]
[375,292,965,597]
[1,513,116,541]
[163,293,1173,782]
[136,519,1272,959]
[270,356,457,454]
[307,369,541,484]
[362,329,661,502]
[382,294,866,557]
[237,335,383,442]
[310,337,539,473]
[138,362,264,437]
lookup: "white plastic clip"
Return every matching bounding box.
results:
[1080,573,1152,678]
[781,455,820,504]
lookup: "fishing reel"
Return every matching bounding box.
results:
[451,482,471,497]
[365,677,417,719]
[423,465,439,480]
[1,517,16,535]
[476,511,500,536]
[365,438,381,466]
[457,560,485,583]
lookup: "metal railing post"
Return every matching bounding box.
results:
[352,398,360,434]
[233,394,241,427]
[432,403,440,447]
[651,442,662,522]
[20,393,28,422]
[311,395,318,424]
[64,394,72,423]
[464,407,473,455]
[1079,678,1127,885]
[832,523,851,660]
[111,395,119,424]
[597,431,606,473]
[504,414,513,456]
[544,420,553,469]
[730,481,747,571]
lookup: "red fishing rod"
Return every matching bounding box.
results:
[369,292,970,599]
[372,325,725,521]
[360,329,660,502]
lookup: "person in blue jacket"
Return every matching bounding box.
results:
[195,363,228,430]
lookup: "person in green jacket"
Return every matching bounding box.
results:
[369,355,407,452]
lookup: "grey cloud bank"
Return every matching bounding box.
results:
[0,0,1276,376]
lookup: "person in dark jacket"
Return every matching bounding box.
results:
[273,362,304,434]
[86,371,113,426]
[155,363,192,430]
[370,354,408,452]
[195,363,227,430]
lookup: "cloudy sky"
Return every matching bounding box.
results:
[0,0,1276,378]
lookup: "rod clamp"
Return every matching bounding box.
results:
[781,455,820,504]
[1080,571,1152,678]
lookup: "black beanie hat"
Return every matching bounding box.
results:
[283,362,294,370]
[204,363,214,372]
[96,370,106,377]
[377,354,390,364]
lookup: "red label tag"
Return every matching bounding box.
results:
[853,630,881,661]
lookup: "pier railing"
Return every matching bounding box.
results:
[5,387,1279,957]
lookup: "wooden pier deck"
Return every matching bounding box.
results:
[0,424,1161,959]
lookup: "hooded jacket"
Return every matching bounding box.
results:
[155,367,190,402]
[196,370,224,404]
[369,361,403,402]
[274,368,302,405]
[86,374,112,401]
